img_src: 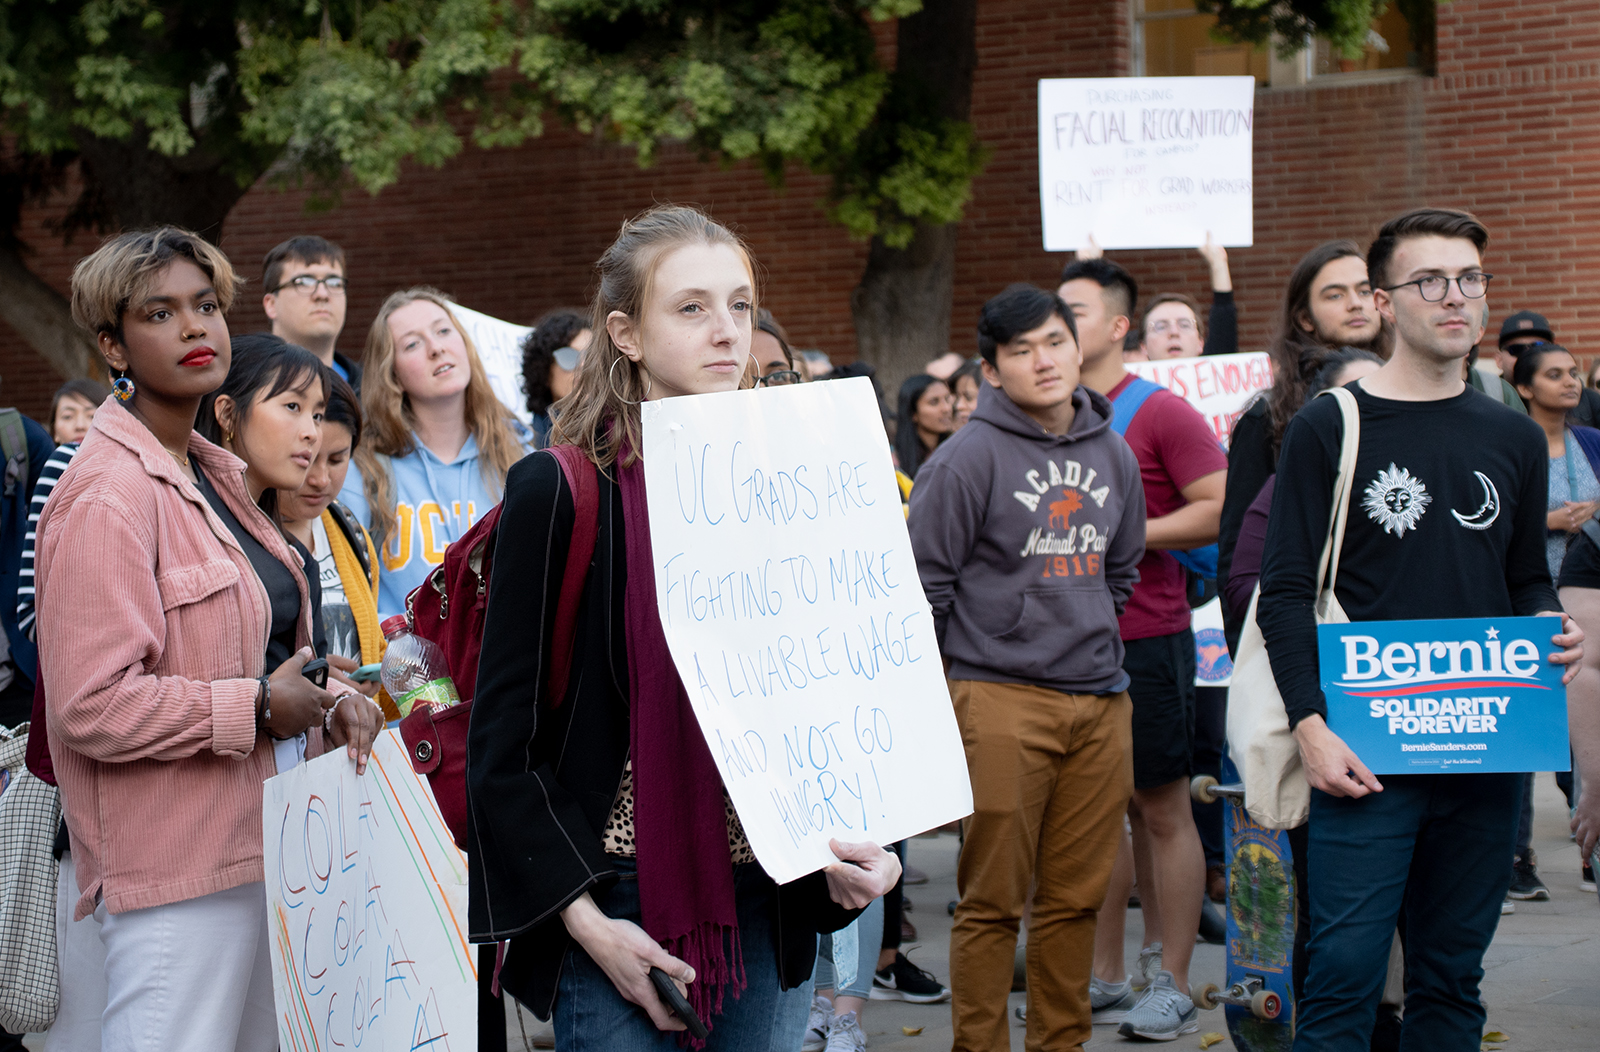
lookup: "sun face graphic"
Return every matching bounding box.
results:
[1362,462,1431,537]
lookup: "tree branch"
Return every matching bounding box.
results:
[0,242,96,381]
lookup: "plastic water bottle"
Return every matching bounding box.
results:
[380,614,462,718]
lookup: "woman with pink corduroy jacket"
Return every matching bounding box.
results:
[32,228,383,1052]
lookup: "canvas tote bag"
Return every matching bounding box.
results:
[1226,386,1360,829]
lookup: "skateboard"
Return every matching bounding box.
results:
[1191,770,1295,1052]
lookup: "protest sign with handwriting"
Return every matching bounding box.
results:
[1038,76,1254,251]
[264,730,475,1052]
[641,377,973,884]
[1129,351,1271,452]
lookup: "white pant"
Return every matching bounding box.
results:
[45,853,106,1052]
[49,875,278,1052]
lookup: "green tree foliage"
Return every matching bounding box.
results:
[1197,0,1433,62]
[0,0,983,250]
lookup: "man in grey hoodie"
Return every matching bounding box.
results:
[909,284,1146,1052]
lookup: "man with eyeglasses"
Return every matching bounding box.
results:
[1257,207,1584,1051]
[262,235,360,390]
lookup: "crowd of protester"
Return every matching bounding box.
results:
[1,203,1598,1052]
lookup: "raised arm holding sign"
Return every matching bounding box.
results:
[1038,77,1255,252]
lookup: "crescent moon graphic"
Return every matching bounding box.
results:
[1451,471,1500,530]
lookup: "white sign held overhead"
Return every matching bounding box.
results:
[1038,76,1255,251]
[640,377,973,884]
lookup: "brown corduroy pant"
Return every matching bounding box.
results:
[948,680,1134,1052]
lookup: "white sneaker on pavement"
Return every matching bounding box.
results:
[824,1010,867,1052]
[1091,974,1138,1025]
[1117,971,1199,1042]
[802,994,832,1052]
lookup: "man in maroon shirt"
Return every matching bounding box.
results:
[1059,259,1227,1041]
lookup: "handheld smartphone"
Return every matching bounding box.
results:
[301,657,330,690]
[350,663,383,684]
[649,967,708,1041]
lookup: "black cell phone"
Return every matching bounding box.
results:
[649,967,708,1040]
[301,657,330,689]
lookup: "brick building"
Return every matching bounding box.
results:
[2,0,1596,424]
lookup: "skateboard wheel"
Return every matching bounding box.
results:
[1194,982,1220,1011]
[1250,990,1282,1020]
[1190,774,1219,805]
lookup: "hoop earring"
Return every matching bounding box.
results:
[607,355,652,405]
[111,370,135,403]
[745,351,761,389]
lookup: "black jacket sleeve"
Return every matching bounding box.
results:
[1202,290,1238,357]
[1255,400,1342,728]
[466,453,617,944]
[1218,401,1275,653]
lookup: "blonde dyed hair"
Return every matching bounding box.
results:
[70,227,239,338]
[552,205,757,469]
[354,287,526,545]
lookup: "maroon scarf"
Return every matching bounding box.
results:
[617,453,745,1030]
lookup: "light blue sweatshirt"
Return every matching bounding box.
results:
[340,434,519,619]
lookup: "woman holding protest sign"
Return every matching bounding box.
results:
[32,229,381,1051]
[466,205,901,1051]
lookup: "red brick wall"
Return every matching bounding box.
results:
[2,0,1597,424]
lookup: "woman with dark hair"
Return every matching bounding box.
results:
[521,307,592,447]
[197,333,385,767]
[48,377,111,445]
[1509,344,1600,578]
[35,229,378,1051]
[950,359,982,430]
[1217,240,1382,650]
[893,374,954,481]
[280,373,388,708]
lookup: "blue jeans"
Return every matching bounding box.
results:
[1292,773,1520,1052]
[814,896,884,999]
[554,860,788,1052]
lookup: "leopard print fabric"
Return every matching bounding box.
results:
[602,761,755,864]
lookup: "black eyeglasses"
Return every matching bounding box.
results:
[1381,273,1493,302]
[756,370,802,388]
[275,274,347,295]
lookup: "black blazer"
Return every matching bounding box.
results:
[466,451,858,1019]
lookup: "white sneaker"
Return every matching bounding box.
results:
[824,1010,867,1052]
[1134,942,1163,990]
[1501,897,1515,915]
[1117,971,1199,1042]
[801,995,832,1052]
[1090,974,1138,1025]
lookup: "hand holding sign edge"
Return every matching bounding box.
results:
[1293,712,1383,798]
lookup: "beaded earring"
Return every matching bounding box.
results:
[111,370,135,403]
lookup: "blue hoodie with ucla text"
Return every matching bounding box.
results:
[339,435,514,620]
[908,381,1146,695]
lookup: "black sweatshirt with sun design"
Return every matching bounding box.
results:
[1257,382,1558,729]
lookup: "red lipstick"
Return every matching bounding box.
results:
[179,347,217,368]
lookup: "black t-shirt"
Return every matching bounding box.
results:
[1257,381,1559,727]
[1559,530,1600,590]
[193,465,324,673]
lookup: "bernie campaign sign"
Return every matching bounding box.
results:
[1317,617,1569,774]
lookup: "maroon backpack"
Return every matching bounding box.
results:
[398,445,599,847]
